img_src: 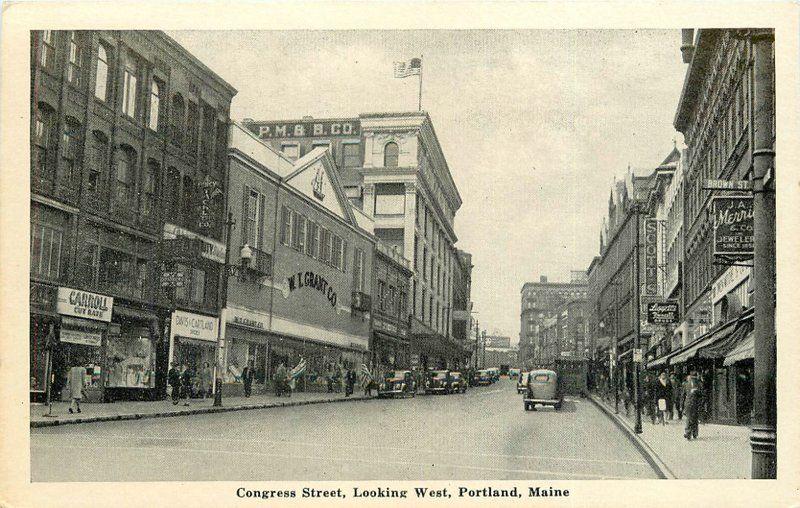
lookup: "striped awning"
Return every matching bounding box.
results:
[724,331,754,366]
[671,318,739,365]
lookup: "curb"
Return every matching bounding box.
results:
[587,393,677,479]
[31,395,374,428]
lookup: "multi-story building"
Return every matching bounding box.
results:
[479,335,515,369]
[241,113,468,369]
[451,249,474,345]
[519,274,587,365]
[371,242,413,370]
[29,30,235,402]
[220,122,375,394]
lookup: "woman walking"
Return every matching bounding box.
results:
[670,372,683,420]
[200,362,213,399]
[683,371,702,440]
[654,371,672,425]
[67,365,84,414]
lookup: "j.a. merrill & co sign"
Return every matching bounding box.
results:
[712,196,754,257]
[646,301,679,324]
[250,120,360,139]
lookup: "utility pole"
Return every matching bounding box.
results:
[750,29,776,479]
[633,203,643,434]
[473,319,479,370]
[213,211,235,407]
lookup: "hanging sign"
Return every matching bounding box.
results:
[712,196,754,257]
[646,301,679,324]
[644,218,659,296]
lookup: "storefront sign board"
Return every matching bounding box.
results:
[250,120,361,139]
[60,328,102,347]
[163,223,226,264]
[643,218,659,296]
[171,310,219,342]
[711,265,751,303]
[646,301,679,324]
[57,287,113,322]
[712,196,754,257]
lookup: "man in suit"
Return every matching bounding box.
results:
[168,363,181,405]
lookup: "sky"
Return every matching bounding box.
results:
[169,29,689,343]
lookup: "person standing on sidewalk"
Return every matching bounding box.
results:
[168,363,181,405]
[67,365,84,414]
[242,361,254,398]
[642,373,655,424]
[654,371,672,425]
[344,367,355,397]
[683,371,702,440]
[670,372,683,420]
[200,362,213,399]
[180,364,192,407]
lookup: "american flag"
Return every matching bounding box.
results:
[358,363,373,388]
[290,357,307,380]
[394,57,421,78]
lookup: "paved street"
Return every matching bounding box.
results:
[31,379,657,481]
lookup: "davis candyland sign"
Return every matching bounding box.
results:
[56,287,113,322]
[171,310,219,342]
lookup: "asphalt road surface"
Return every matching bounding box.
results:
[30,379,658,481]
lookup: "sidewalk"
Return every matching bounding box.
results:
[31,390,374,428]
[590,393,751,479]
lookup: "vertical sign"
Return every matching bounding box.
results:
[712,196,754,257]
[644,218,659,296]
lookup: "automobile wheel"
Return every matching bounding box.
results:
[554,402,562,410]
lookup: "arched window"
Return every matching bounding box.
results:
[67,32,83,86]
[39,31,56,71]
[61,118,82,185]
[149,80,161,132]
[95,44,109,101]
[170,94,185,146]
[122,54,139,118]
[114,146,136,206]
[33,103,56,182]
[141,160,159,216]
[165,167,181,219]
[87,131,108,196]
[384,141,399,167]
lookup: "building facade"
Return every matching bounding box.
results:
[241,113,468,369]
[371,242,413,371]
[30,30,235,402]
[222,123,375,394]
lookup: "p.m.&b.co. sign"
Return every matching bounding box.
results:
[712,196,754,257]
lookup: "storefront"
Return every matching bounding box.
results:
[372,317,411,371]
[169,309,219,386]
[221,306,270,396]
[30,282,60,402]
[106,304,160,401]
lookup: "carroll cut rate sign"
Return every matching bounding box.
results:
[712,196,754,257]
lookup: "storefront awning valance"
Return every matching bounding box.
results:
[374,330,410,345]
[724,331,755,366]
[113,305,159,324]
[698,319,753,359]
[647,350,677,369]
[670,318,739,365]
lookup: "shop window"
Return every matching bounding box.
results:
[87,131,108,197]
[30,222,63,281]
[148,79,162,132]
[384,142,399,167]
[121,53,138,119]
[114,146,136,207]
[34,103,56,183]
[342,142,360,168]
[39,30,56,71]
[94,43,110,101]
[170,94,185,146]
[107,327,155,388]
[67,31,83,86]
[141,160,158,217]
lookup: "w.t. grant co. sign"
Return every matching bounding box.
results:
[248,120,360,139]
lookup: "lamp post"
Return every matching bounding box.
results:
[633,203,643,435]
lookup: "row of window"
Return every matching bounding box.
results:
[279,141,362,169]
[376,280,407,318]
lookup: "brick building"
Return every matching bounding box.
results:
[30,30,235,402]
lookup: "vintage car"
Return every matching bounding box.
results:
[508,368,521,379]
[516,371,530,393]
[487,368,500,382]
[377,370,416,398]
[425,370,452,394]
[449,372,467,393]
[523,369,563,410]
[474,369,493,386]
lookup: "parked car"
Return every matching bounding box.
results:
[425,370,452,394]
[488,368,500,382]
[508,368,521,379]
[377,370,416,398]
[449,372,467,393]
[516,371,530,393]
[523,369,563,411]
[474,369,493,386]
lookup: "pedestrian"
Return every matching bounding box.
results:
[683,371,702,440]
[670,372,683,420]
[180,364,193,407]
[622,382,632,418]
[67,365,85,414]
[242,361,254,398]
[345,367,355,397]
[275,362,288,397]
[200,362,213,399]
[168,362,181,405]
[654,371,672,425]
[642,373,655,424]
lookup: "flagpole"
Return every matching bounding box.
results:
[418,54,423,111]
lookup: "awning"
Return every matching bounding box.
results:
[724,331,754,366]
[670,318,740,365]
[698,319,753,359]
[374,330,410,345]
[647,349,678,369]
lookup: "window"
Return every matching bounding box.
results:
[33,104,55,182]
[170,94,185,146]
[61,119,81,185]
[331,235,342,269]
[422,247,427,280]
[421,288,426,322]
[374,194,405,215]
[141,161,158,216]
[353,248,365,292]
[244,188,260,247]
[182,175,193,223]
[114,147,136,206]
[87,132,108,196]
[387,286,396,315]
[280,206,292,246]
[321,227,332,264]
[305,220,317,257]
[94,44,109,101]
[187,102,199,155]
[31,222,63,280]
[165,168,181,219]
[343,142,360,168]
[296,216,307,253]
[174,263,205,305]
[122,54,138,118]
[39,31,56,71]
[99,248,144,299]
[429,296,434,326]
[281,143,299,160]
[384,142,399,167]
[67,32,82,86]
[149,79,161,131]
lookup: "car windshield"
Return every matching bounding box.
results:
[384,371,404,380]
[451,373,461,379]
[433,371,447,379]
